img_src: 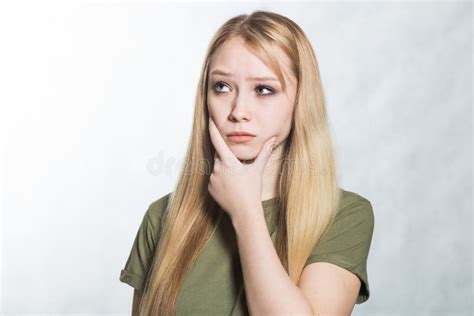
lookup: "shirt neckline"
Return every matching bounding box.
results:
[261,196,278,213]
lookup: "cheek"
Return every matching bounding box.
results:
[265,113,293,143]
[264,107,293,130]
[208,106,227,123]
[207,98,223,119]
[207,90,228,106]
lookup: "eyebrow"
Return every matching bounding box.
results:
[210,69,279,82]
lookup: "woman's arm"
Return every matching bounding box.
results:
[231,204,315,315]
[132,289,142,316]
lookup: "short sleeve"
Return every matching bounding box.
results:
[304,190,375,304]
[119,193,171,291]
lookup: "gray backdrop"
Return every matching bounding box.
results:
[0,1,471,315]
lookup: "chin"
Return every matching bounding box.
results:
[231,147,258,163]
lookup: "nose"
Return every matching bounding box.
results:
[228,93,252,122]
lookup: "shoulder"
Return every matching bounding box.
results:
[336,188,374,228]
[338,188,372,208]
[145,192,173,231]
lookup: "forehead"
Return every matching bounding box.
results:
[209,36,294,82]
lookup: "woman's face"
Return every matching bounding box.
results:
[207,36,297,162]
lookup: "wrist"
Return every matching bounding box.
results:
[230,203,265,232]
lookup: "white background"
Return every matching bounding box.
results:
[0,1,472,315]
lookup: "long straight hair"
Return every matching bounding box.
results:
[138,10,341,315]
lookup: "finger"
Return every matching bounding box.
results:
[208,117,237,163]
[213,152,221,165]
[253,136,278,171]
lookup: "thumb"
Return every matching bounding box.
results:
[253,136,278,171]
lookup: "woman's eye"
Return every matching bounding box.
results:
[213,82,230,93]
[256,85,274,96]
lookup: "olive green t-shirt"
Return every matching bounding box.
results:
[119,189,374,314]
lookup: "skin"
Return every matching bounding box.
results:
[206,36,297,220]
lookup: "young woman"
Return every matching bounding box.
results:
[120,10,374,316]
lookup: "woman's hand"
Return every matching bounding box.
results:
[207,117,279,222]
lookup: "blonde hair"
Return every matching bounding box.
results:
[138,10,341,315]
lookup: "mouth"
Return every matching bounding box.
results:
[227,135,255,143]
[226,131,256,144]
[227,131,256,137]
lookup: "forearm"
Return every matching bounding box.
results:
[231,205,314,316]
